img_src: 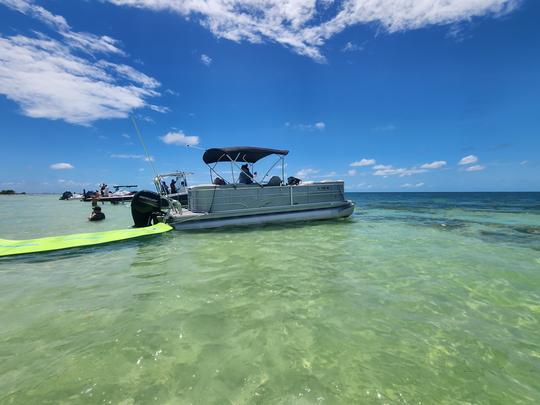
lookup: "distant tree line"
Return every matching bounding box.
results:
[0,189,25,195]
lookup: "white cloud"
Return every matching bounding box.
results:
[350,158,375,167]
[50,162,74,170]
[373,164,392,170]
[61,31,126,57]
[287,121,326,131]
[342,41,364,52]
[420,160,447,169]
[160,131,200,146]
[0,1,161,125]
[401,182,424,188]
[347,169,357,176]
[520,160,528,165]
[321,171,338,178]
[466,165,485,172]
[107,0,520,62]
[373,165,426,177]
[459,155,478,165]
[149,104,170,113]
[110,153,154,161]
[295,168,319,178]
[121,133,131,139]
[200,54,212,66]
[2,0,126,55]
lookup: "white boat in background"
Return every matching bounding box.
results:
[153,171,192,206]
[59,191,83,200]
[131,146,354,230]
[68,193,83,200]
[85,185,138,203]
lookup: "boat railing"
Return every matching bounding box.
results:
[188,181,345,213]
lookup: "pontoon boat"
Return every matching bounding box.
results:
[131,147,354,230]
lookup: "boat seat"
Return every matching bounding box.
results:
[266,176,282,186]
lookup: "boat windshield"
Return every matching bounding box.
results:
[153,172,193,195]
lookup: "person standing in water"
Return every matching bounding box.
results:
[89,206,105,221]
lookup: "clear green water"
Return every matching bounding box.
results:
[1,193,539,404]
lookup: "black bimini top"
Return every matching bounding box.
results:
[203,147,289,164]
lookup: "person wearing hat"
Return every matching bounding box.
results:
[89,206,106,221]
[238,164,254,184]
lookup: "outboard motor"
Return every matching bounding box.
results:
[131,190,169,227]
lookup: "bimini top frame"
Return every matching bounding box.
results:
[203,146,288,185]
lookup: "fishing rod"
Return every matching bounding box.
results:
[130,115,161,194]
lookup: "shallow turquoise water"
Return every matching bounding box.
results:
[1,193,539,404]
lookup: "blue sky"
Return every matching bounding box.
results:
[0,0,538,192]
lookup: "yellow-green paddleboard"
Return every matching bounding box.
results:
[0,223,173,257]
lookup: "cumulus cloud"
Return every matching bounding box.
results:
[465,165,485,172]
[373,165,427,177]
[200,54,212,66]
[0,0,161,125]
[459,155,478,165]
[350,158,376,167]
[420,160,447,169]
[401,182,424,188]
[160,131,200,146]
[107,0,520,61]
[373,164,392,170]
[347,169,357,176]
[371,158,449,178]
[50,162,74,170]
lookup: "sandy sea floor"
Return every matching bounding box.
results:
[1,192,539,404]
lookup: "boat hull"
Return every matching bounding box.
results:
[84,195,134,203]
[168,201,355,230]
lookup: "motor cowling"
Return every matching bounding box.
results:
[131,190,169,227]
